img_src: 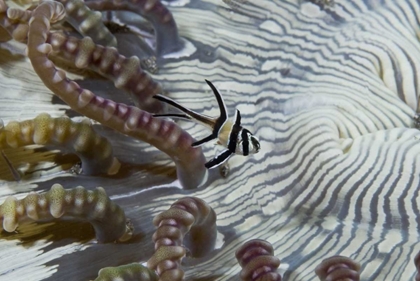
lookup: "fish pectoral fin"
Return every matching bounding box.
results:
[192,133,218,147]
[204,149,233,169]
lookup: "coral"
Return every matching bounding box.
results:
[235,239,281,281]
[222,0,248,11]
[147,196,217,280]
[315,256,360,281]
[0,183,133,243]
[0,113,120,175]
[3,0,420,280]
[307,0,334,9]
[93,263,158,281]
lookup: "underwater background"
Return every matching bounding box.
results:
[1,0,420,280]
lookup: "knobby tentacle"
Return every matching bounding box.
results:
[147,197,217,281]
[26,1,206,189]
[0,3,29,42]
[0,113,120,175]
[57,0,117,47]
[104,19,159,73]
[46,31,162,110]
[94,263,158,281]
[235,239,282,281]
[315,256,361,281]
[0,183,133,243]
[85,0,182,57]
[4,3,162,111]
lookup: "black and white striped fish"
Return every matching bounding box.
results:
[153,80,260,169]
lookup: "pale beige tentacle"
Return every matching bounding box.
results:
[0,113,120,175]
[0,183,133,243]
[93,263,158,281]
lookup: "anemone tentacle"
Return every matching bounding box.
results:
[94,263,158,281]
[235,239,282,281]
[57,0,118,47]
[26,1,206,189]
[148,196,217,281]
[315,256,360,281]
[2,0,420,280]
[0,183,133,243]
[0,113,120,175]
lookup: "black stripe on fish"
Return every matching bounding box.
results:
[227,109,242,153]
[204,149,232,169]
[241,129,250,156]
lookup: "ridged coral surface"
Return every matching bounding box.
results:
[2,0,420,280]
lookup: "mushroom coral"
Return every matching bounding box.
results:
[1,0,420,280]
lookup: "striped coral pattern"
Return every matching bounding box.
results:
[1,0,420,281]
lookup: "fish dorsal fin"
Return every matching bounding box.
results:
[204,79,229,135]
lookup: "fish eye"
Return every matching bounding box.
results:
[238,129,260,155]
[251,136,260,152]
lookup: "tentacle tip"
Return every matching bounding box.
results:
[50,1,66,23]
[177,164,208,190]
[106,158,121,175]
[6,8,18,20]
[37,43,52,55]
[3,216,18,233]
[118,219,134,242]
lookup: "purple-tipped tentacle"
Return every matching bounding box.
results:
[25,1,206,189]
[147,196,217,280]
[315,255,361,281]
[235,239,282,281]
